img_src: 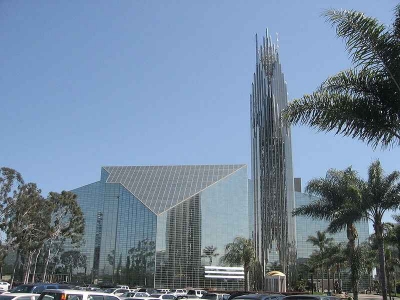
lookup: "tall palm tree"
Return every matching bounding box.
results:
[202,245,219,266]
[293,167,362,300]
[307,231,333,293]
[283,5,400,148]
[220,237,254,291]
[359,161,400,300]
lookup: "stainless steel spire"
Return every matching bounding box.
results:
[250,30,296,279]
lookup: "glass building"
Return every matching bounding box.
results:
[295,190,370,291]
[250,30,296,275]
[71,165,249,289]
[295,191,370,259]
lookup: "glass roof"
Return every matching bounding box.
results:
[103,165,245,215]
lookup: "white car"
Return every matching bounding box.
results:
[37,289,121,300]
[0,293,39,300]
[120,292,150,299]
[150,295,176,300]
[168,290,186,297]
[0,283,10,292]
[103,289,130,297]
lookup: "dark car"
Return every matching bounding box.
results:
[283,296,339,300]
[10,284,74,295]
[150,294,177,300]
[233,294,284,300]
[202,293,230,300]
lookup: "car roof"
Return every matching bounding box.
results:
[235,295,283,300]
[3,294,37,296]
[42,289,112,296]
[283,297,327,300]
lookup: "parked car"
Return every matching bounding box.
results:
[116,287,129,290]
[202,294,230,300]
[120,292,150,299]
[103,289,129,297]
[0,293,39,300]
[168,290,186,297]
[156,290,170,294]
[10,284,74,294]
[233,294,284,300]
[283,296,338,300]
[150,294,176,300]
[37,289,121,300]
[0,283,10,292]
[186,290,207,299]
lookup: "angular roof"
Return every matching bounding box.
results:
[103,164,246,215]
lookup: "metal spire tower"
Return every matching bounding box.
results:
[250,30,296,278]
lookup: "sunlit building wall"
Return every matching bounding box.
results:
[72,165,248,289]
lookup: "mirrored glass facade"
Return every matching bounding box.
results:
[295,191,370,290]
[295,191,369,259]
[72,165,248,289]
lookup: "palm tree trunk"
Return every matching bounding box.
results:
[311,272,314,294]
[376,222,388,300]
[321,266,324,293]
[328,268,331,293]
[347,224,359,300]
[244,265,249,291]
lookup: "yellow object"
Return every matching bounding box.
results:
[266,271,286,277]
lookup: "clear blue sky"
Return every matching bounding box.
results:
[1,1,399,224]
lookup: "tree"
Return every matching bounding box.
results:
[220,237,254,291]
[293,168,362,300]
[283,5,400,148]
[306,231,333,293]
[43,191,85,281]
[7,183,51,284]
[0,168,24,276]
[359,161,400,300]
[202,245,219,266]
[359,242,377,294]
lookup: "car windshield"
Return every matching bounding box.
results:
[0,296,16,300]
[103,289,116,294]
[11,285,34,293]
[202,295,217,300]
[121,293,133,297]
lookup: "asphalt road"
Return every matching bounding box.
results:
[358,294,400,300]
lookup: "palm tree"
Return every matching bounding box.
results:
[387,215,400,260]
[306,231,333,293]
[359,242,377,294]
[202,245,219,266]
[293,167,362,299]
[325,243,347,293]
[283,5,400,148]
[220,237,254,291]
[359,161,400,300]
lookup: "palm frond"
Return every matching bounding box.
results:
[283,69,400,148]
[323,9,400,93]
[394,4,400,40]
